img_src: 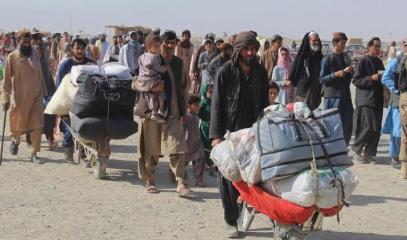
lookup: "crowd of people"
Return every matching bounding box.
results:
[1,28,407,238]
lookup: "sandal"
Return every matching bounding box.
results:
[146,184,160,194]
[177,183,194,198]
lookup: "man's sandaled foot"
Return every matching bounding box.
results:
[31,155,44,164]
[146,184,160,194]
[177,183,194,198]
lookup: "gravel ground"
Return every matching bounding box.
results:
[0,106,407,239]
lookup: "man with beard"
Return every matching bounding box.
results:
[2,30,45,164]
[215,38,225,53]
[351,37,384,163]
[210,32,269,238]
[228,34,237,45]
[288,31,323,110]
[175,30,194,92]
[260,34,282,80]
[119,31,144,76]
[95,32,110,65]
[103,35,121,63]
[136,31,145,45]
[136,30,191,196]
[206,43,233,85]
[320,32,354,146]
[55,38,94,160]
[117,35,124,48]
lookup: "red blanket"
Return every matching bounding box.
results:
[233,181,342,225]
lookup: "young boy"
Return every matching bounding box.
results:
[137,33,168,123]
[268,81,280,105]
[185,95,206,187]
[199,83,216,176]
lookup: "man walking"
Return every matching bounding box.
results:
[2,30,45,163]
[351,37,385,163]
[210,32,269,238]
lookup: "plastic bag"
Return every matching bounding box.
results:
[210,139,242,182]
[261,167,358,208]
[71,65,103,86]
[232,128,262,184]
[102,63,132,80]
[45,73,78,115]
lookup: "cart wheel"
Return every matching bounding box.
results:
[274,231,305,240]
[94,156,107,179]
[273,223,306,240]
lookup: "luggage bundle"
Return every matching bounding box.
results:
[211,103,358,223]
[44,73,78,115]
[69,64,137,140]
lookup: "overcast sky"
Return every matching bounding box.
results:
[0,0,403,41]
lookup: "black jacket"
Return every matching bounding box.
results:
[207,55,227,84]
[169,56,187,117]
[320,53,353,97]
[209,61,269,139]
[352,55,384,107]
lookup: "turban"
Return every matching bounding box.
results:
[231,31,260,64]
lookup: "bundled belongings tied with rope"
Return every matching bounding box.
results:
[68,63,138,140]
[210,102,358,224]
[44,72,78,115]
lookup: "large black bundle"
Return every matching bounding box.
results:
[70,112,138,140]
[71,74,136,118]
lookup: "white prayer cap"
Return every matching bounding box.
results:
[308,31,318,38]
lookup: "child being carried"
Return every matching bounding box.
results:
[137,33,168,123]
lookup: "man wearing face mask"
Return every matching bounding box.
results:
[210,32,269,238]
[289,31,324,110]
[55,38,94,160]
[119,31,144,76]
[2,30,46,164]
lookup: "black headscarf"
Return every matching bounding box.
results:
[231,31,260,64]
[289,32,323,86]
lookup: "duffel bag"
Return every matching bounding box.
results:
[71,74,135,118]
[70,112,138,140]
[255,108,353,182]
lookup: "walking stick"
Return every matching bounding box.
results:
[0,109,7,165]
